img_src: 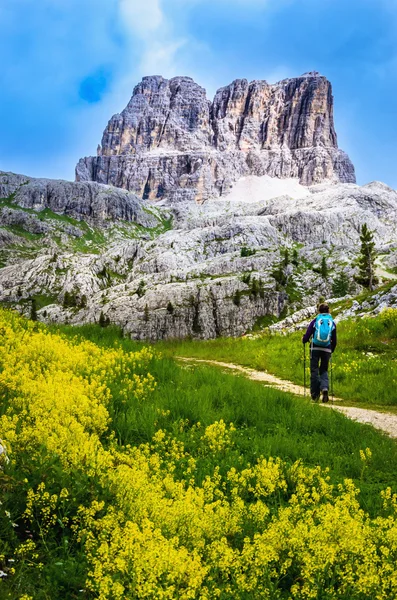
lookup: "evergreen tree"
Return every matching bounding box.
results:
[233,289,242,306]
[99,311,106,327]
[332,272,350,297]
[283,248,290,267]
[167,301,174,314]
[30,298,38,322]
[250,277,260,299]
[356,223,378,290]
[137,280,146,298]
[321,256,328,279]
[63,291,71,308]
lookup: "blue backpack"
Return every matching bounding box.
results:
[313,314,334,347]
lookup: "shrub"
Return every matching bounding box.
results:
[136,280,146,298]
[30,298,38,322]
[240,247,256,258]
[233,289,242,306]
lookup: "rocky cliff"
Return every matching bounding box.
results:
[0,171,157,226]
[76,72,356,202]
[1,169,396,340]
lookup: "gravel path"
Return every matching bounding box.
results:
[178,357,397,439]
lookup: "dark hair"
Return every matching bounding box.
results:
[318,303,330,314]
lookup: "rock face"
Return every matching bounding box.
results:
[0,171,158,226]
[76,73,356,202]
[1,171,396,340]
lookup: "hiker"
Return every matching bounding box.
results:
[302,303,337,403]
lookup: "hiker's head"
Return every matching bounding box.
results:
[318,303,330,314]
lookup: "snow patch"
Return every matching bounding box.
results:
[222,175,309,204]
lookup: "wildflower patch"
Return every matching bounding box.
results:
[1,309,397,598]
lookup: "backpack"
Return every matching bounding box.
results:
[313,314,334,347]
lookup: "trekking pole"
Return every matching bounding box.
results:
[303,343,306,398]
[331,354,334,404]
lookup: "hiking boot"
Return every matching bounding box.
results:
[311,394,320,402]
[322,389,329,403]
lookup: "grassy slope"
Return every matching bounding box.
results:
[52,322,397,517]
[144,310,397,409]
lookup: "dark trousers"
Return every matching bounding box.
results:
[310,348,331,398]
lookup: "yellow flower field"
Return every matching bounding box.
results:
[1,309,397,599]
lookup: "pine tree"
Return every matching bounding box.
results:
[167,301,174,314]
[283,248,289,267]
[63,291,71,308]
[356,223,378,290]
[99,311,106,327]
[250,277,260,299]
[233,289,242,306]
[332,272,350,297]
[137,280,146,298]
[321,256,328,279]
[30,298,38,322]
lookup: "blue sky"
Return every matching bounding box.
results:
[1,0,397,186]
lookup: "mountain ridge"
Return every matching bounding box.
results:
[76,72,355,203]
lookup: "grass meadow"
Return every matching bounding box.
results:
[2,309,397,598]
[148,308,397,408]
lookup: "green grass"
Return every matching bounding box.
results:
[53,310,397,409]
[147,310,397,408]
[48,322,397,517]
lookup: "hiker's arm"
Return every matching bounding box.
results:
[302,320,315,344]
[331,323,337,352]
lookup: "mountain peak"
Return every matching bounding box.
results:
[76,72,355,203]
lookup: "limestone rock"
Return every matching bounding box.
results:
[76,72,356,202]
[0,171,158,226]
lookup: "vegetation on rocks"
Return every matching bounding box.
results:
[356,223,378,290]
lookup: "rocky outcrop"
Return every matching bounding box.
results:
[76,72,356,202]
[0,171,158,226]
[1,175,396,340]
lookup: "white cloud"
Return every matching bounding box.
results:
[117,0,188,79]
[118,0,164,37]
[140,38,188,75]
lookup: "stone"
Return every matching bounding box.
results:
[1,168,397,340]
[0,171,159,227]
[76,72,356,202]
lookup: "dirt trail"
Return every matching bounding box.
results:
[178,357,397,439]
